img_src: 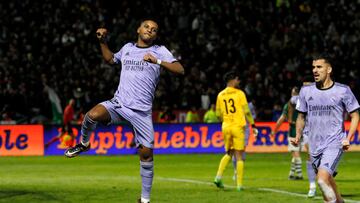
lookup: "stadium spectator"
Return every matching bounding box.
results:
[185,106,200,123]
[64,19,184,203]
[158,105,176,123]
[203,104,219,123]
[45,99,76,149]
[0,0,359,122]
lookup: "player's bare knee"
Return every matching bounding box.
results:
[87,110,100,121]
[318,178,336,201]
[140,153,153,162]
[87,107,110,124]
[139,146,153,162]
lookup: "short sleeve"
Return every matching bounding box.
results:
[282,104,288,116]
[296,87,307,113]
[290,95,298,105]
[343,86,360,113]
[113,43,128,64]
[158,46,177,63]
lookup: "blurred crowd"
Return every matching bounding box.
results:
[1,0,359,124]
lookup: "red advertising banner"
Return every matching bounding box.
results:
[0,125,44,156]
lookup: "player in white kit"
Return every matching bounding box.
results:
[65,19,184,203]
[291,53,359,203]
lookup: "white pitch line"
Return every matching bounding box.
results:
[157,177,360,203]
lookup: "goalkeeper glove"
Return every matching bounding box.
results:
[251,124,258,137]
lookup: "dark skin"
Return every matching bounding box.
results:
[90,20,184,162]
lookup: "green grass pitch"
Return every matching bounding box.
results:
[0,152,359,203]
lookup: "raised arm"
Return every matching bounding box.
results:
[342,110,359,150]
[96,28,115,64]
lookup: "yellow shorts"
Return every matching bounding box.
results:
[222,126,245,151]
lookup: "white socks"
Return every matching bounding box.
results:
[141,197,150,203]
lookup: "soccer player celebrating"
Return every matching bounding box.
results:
[64,19,184,203]
[291,53,359,203]
[213,71,257,191]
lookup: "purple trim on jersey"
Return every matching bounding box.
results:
[315,81,335,91]
[311,147,343,176]
[112,42,177,111]
[296,82,360,156]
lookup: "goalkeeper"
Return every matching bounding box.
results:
[213,71,258,191]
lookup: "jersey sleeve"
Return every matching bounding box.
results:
[290,95,298,105]
[343,86,360,113]
[296,87,307,113]
[215,94,222,118]
[158,46,177,63]
[113,43,128,64]
[282,104,288,117]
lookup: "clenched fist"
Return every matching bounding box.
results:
[143,53,157,64]
[96,28,108,42]
[341,139,350,150]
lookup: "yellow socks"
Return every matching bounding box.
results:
[236,160,244,188]
[216,154,231,178]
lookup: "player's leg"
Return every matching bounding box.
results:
[288,151,296,179]
[316,148,344,203]
[129,109,155,203]
[304,143,316,197]
[232,125,249,181]
[214,149,233,188]
[288,137,302,179]
[214,127,232,188]
[317,169,337,203]
[242,124,250,161]
[64,103,112,157]
[293,150,303,179]
[138,145,153,203]
[328,175,343,203]
[232,126,245,191]
[232,155,237,181]
[234,149,244,191]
